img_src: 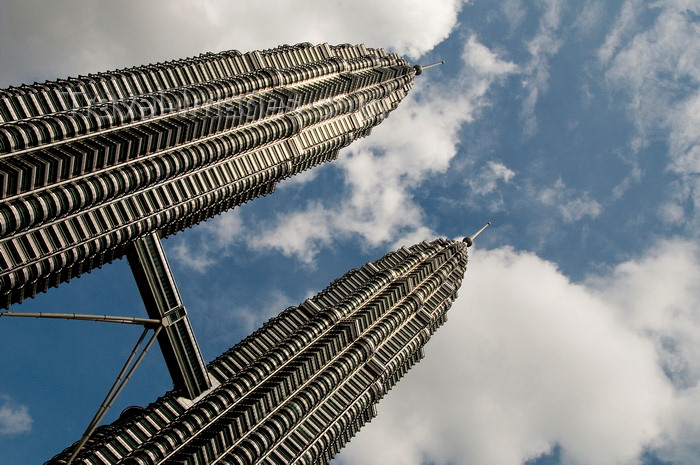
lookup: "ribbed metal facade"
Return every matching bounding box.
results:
[0,43,416,308]
[47,237,468,465]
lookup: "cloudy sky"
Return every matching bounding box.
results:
[2,0,700,464]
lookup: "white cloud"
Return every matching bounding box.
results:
[585,239,700,464]
[658,195,688,226]
[611,164,643,200]
[585,240,700,390]
[573,0,606,35]
[538,178,602,222]
[337,241,700,465]
[519,0,564,136]
[240,36,516,263]
[0,395,32,436]
[598,0,645,65]
[173,35,517,267]
[601,0,700,230]
[464,36,520,79]
[669,94,700,175]
[168,211,244,271]
[499,0,527,33]
[659,388,700,465]
[248,202,336,264]
[468,161,516,195]
[194,0,468,62]
[170,240,216,273]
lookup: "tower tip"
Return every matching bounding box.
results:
[413,61,445,75]
[462,222,491,247]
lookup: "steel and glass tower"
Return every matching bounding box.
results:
[47,236,471,465]
[0,42,417,309]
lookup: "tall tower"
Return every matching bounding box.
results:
[47,236,470,465]
[0,42,417,309]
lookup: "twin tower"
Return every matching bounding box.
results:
[0,43,474,464]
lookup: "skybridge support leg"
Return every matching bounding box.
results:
[126,233,211,400]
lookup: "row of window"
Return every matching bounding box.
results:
[351,298,394,336]
[57,396,184,463]
[413,272,464,328]
[13,67,402,165]
[0,70,281,153]
[0,43,351,121]
[0,69,409,205]
[216,320,326,397]
[332,44,375,61]
[364,308,409,354]
[258,43,334,71]
[377,326,429,373]
[210,306,312,382]
[297,115,355,151]
[0,145,290,305]
[347,246,464,367]
[5,102,396,254]
[1,125,296,236]
[314,266,378,308]
[293,137,344,170]
[381,348,426,394]
[0,55,243,123]
[190,347,368,463]
[210,298,337,383]
[262,49,333,75]
[16,49,391,122]
[197,296,418,462]
[2,49,241,100]
[130,372,293,462]
[0,173,281,308]
[125,303,375,460]
[375,321,425,368]
[285,371,378,463]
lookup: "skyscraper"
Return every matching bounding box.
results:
[47,236,470,465]
[0,42,417,309]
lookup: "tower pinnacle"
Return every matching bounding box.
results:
[413,60,445,75]
[462,222,492,247]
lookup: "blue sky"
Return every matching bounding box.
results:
[1,1,700,464]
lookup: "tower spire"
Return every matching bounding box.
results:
[413,60,445,75]
[462,222,492,247]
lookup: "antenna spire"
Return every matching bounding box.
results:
[413,60,445,75]
[462,222,491,247]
